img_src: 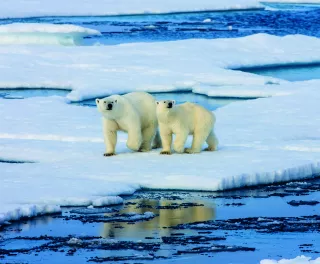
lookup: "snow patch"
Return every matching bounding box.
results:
[0,23,101,46]
[261,256,320,264]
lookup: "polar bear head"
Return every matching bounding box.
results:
[156,100,175,112]
[96,95,123,119]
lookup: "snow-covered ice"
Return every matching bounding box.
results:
[0,0,263,19]
[1,80,320,225]
[1,33,320,225]
[1,34,320,101]
[0,23,101,46]
[261,256,320,264]
[0,23,100,35]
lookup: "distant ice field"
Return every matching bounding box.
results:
[0,3,319,45]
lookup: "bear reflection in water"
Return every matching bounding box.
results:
[100,200,216,239]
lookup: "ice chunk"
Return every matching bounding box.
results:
[92,196,124,207]
[0,23,101,46]
[67,238,83,245]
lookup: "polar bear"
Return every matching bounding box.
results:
[156,100,218,154]
[96,92,161,156]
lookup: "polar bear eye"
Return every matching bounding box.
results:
[164,101,166,103]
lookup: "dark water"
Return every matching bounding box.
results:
[0,4,319,45]
[1,179,320,264]
[240,63,320,82]
[0,89,244,111]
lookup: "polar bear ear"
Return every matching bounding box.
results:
[95,99,100,105]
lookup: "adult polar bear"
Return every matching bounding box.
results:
[156,100,218,154]
[96,92,161,156]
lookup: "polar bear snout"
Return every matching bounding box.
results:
[167,102,173,108]
[107,103,113,110]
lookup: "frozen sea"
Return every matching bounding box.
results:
[1,2,320,264]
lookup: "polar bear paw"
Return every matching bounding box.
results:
[104,152,116,157]
[204,147,216,151]
[160,150,172,155]
[184,148,200,154]
[138,147,151,152]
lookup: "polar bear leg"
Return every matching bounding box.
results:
[159,125,172,154]
[185,129,208,154]
[139,125,157,152]
[123,114,142,151]
[173,131,189,153]
[127,126,142,151]
[204,130,218,151]
[103,119,118,156]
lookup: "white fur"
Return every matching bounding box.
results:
[156,100,218,154]
[96,92,161,156]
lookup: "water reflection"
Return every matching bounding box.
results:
[6,215,54,234]
[100,199,216,239]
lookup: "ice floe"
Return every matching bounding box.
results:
[1,33,320,225]
[0,23,101,46]
[0,34,320,101]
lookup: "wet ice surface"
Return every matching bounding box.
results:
[0,4,319,45]
[1,179,320,264]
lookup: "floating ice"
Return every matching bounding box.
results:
[67,238,83,245]
[0,23,101,46]
[1,34,320,226]
[1,34,320,101]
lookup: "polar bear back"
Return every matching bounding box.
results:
[158,102,214,134]
[177,102,214,132]
[123,92,157,129]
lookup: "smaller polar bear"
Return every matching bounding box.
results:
[156,100,218,154]
[96,92,161,156]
